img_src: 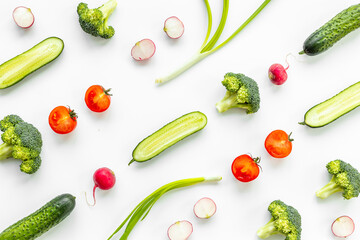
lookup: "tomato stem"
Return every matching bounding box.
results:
[67,106,78,120]
[253,156,263,172]
[102,87,113,96]
[288,132,294,142]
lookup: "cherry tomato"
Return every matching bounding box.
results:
[265,130,293,158]
[85,85,112,112]
[49,106,78,134]
[231,154,260,182]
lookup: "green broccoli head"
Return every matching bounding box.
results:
[316,160,360,200]
[216,72,260,114]
[20,156,41,174]
[0,114,23,132]
[77,0,117,39]
[257,200,302,240]
[0,115,42,174]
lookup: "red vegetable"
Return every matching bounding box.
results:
[167,220,193,240]
[164,16,184,39]
[13,6,34,29]
[131,39,156,61]
[85,85,112,112]
[87,167,116,206]
[193,197,217,219]
[268,63,288,85]
[231,154,260,182]
[265,130,293,158]
[332,216,355,238]
[48,106,77,134]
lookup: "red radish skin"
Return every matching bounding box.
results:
[13,6,35,29]
[167,220,193,240]
[193,197,217,219]
[131,39,156,61]
[164,16,185,39]
[86,167,116,206]
[332,216,355,238]
[268,63,288,85]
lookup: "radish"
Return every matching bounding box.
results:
[167,220,193,240]
[164,16,184,39]
[131,39,156,61]
[268,63,289,85]
[13,6,35,29]
[332,216,355,238]
[86,167,116,206]
[193,197,217,219]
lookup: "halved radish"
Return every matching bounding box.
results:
[13,6,35,29]
[131,39,156,61]
[332,216,355,238]
[167,220,193,240]
[164,16,184,39]
[193,197,217,219]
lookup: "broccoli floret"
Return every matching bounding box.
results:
[77,0,117,39]
[215,72,260,114]
[0,114,23,131]
[316,160,360,200]
[0,115,42,174]
[257,200,302,240]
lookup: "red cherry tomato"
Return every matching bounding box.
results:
[49,106,77,134]
[265,130,293,158]
[85,85,112,112]
[231,154,260,182]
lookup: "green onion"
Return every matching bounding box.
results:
[107,176,222,240]
[155,0,271,84]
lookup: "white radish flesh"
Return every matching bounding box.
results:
[193,197,217,219]
[13,7,34,29]
[131,39,156,61]
[332,216,355,238]
[164,16,184,39]
[167,220,193,240]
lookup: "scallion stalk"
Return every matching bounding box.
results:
[155,0,271,84]
[107,176,222,240]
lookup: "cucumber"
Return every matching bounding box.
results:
[301,81,360,127]
[300,4,360,56]
[0,37,64,89]
[130,111,207,165]
[0,193,76,240]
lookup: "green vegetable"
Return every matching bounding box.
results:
[107,176,222,240]
[257,200,302,240]
[215,72,260,114]
[0,115,42,174]
[316,160,360,200]
[0,193,76,240]
[300,81,360,128]
[155,0,271,84]
[129,111,207,165]
[300,4,360,56]
[0,37,64,89]
[77,0,117,39]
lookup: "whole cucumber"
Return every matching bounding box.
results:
[0,193,76,240]
[300,4,360,56]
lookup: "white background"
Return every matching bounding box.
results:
[0,0,360,239]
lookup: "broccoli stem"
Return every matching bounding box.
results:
[99,0,117,19]
[0,142,13,160]
[215,92,251,113]
[257,218,280,239]
[215,92,238,112]
[316,176,343,199]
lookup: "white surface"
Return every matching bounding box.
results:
[1,0,360,239]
